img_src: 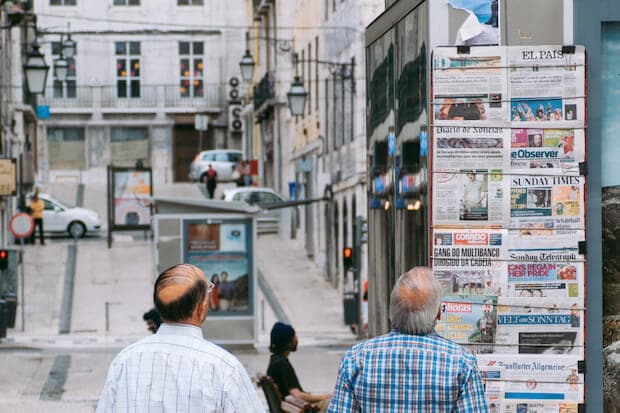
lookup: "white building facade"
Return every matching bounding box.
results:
[245,0,383,294]
[34,0,247,185]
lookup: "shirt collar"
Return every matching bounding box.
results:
[157,323,204,340]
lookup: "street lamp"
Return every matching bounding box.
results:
[54,55,68,82]
[23,42,49,94]
[239,49,255,82]
[62,33,76,58]
[287,76,307,116]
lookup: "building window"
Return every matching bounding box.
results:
[179,41,204,97]
[116,41,141,98]
[178,0,203,5]
[111,127,149,166]
[114,0,140,5]
[47,127,86,170]
[50,0,76,5]
[51,41,76,98]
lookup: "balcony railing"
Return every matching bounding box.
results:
[39,84,223,111]
[253,72,275,111]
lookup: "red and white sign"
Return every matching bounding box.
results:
[9,212,34,239]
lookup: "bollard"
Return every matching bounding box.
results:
[0,299,7,339]
[3,293,17,328]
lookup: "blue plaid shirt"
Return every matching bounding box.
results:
[327,331,488,412]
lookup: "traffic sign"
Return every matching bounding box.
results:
[9,212,34,239]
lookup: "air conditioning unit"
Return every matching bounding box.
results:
[227,76,241,103]
[229,104,244,133]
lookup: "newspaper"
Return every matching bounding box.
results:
[510,128,584,174]
[501,402,580,413]
[495,297,583,357]
[433,229,507,297]
[509,46,585,125]
[477,355,583,403]
[433,125,509,225]
[433,47,507,123]
[435,295,498,354]
[480,360,505,406]
[506,238,584,300]
[510,175,584,237]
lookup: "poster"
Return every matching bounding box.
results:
[184,220,252,315]
[113,169,152,227]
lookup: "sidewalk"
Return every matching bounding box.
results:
[256,234,356,348]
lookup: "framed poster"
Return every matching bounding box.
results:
[109,167,153,230]
[183,218,253,316]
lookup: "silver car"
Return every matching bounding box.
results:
[188,149,243,182]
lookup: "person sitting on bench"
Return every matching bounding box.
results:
[267,322,331,412]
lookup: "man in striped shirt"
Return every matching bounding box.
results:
[327,267,489,412]
[96,264,263,412]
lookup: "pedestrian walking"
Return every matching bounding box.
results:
[29,190,45,245]
[205,164,217,199]
[327,267,489,412]
[96,264,263,412]
[243,160,252,186]
[267,322,332,412]
[233,161,245,187]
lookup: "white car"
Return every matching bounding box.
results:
[221,187,286,234]
[188,149,243,182]
[33,193,102,238]
[221,187,285,204]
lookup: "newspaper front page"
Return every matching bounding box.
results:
[510,175,584,238]
[506,238,584,300]
[510,128,584,174]
[495,297,584,357]
[509,46,585,125]
[433,126,510,225]
[477,355,583,403]
[433,47,507,123]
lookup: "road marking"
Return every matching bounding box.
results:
[59,245,77,334]
[39,354,71,401]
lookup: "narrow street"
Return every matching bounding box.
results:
[0,182,354,411]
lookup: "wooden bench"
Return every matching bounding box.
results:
[257,375,317,413]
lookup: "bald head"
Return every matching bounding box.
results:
[154,264,208,323]
[390,267,442,335]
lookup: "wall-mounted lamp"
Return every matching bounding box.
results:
[23,41,49,94]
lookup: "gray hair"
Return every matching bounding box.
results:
[389,267,442,334]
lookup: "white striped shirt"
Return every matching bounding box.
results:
[96,323,264,413]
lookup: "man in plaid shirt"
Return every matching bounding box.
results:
[327,267,488,412]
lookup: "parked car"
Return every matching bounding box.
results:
[29,193,102,238]
[221,187,286,234]
[189,149,243,182]
[221,187,286,204]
